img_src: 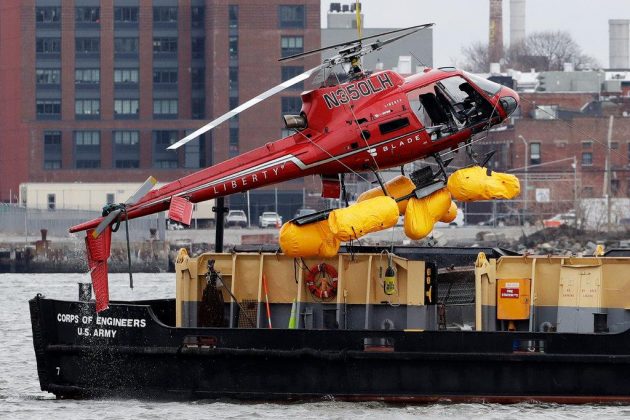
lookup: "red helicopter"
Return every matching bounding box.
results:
[70,23,519,237]
[70,24,519,311]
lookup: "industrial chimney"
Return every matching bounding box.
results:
[609,19,630,68]
[489,0,504,66]
[510,0,525,46]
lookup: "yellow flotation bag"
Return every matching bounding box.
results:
[356,175,415,214]
[279,220,340,258]
[404,188,452,240]
[328,196,399,241]
[447,166,520,201]
[440,201,458,224]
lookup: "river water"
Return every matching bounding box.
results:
[2,272,629,419]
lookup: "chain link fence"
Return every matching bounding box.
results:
[0,204,161,242]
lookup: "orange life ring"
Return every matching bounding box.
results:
[305,263,338,299]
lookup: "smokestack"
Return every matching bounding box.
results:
[510,0,525,46]
[489,0,504,65]
[609,19,630,68]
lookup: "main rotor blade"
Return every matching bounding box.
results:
[124,176,157,205]
[279,23,434,63]
[168,65,323,150]
[92,209,122,238]
[366,27,428,53]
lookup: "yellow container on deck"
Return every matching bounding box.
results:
[496,278,531,320]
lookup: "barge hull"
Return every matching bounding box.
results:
[30,296,630,402]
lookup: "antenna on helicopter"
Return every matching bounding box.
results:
[167,23,434,151]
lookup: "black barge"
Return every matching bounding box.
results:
[29,246,630,403]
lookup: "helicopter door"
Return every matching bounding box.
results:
[436,76,494,126]
[407,82,457,140]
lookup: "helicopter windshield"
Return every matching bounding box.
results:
[407,75,494,140]
[462,72,502,96]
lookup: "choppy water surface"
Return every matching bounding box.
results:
[2,273,630,419]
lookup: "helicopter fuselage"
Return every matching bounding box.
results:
[70,68,518,233]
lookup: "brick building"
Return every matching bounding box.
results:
[0,0,320,220]
[467,90,630,222]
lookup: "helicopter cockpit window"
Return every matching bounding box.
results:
[462,72,502,96]
[407,76,495,140]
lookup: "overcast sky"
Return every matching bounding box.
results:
[320,0,630,68]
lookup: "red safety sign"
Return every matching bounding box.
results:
[500,288,519,298]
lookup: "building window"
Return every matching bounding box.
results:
[582,152,593,166]
[36,7,60,23]
[114,99,139,118]
[153,6,178,23]
[612,179,620,195]
[278,5,305,29]
[113,131,140,168]
[36,69,61,85]
[533,104,557,120]
[192,37,205,59]
[191,68,205,88]
[529,142,541,165]
[153,131,179,168]
[43,131,62,169]
[229,36,238,59]
[229,5,238,29]
[153,99,178,118]
[75,99,100,118]
[281,96,302,114]
[114,69,139,84]
[153,69,178,85]
[192,98,205,119]
[229,128,239,157]
[627,143,630,163]
[611,141,619,150]
[114,7,138,23]
[36,38,61,54]
[106,193,115,204]
[75,38,100,54]
[582,141,592,149]
[114,37,138,54]
[229,67,238,91]
[191,6,204,27]
[36,100,61,119]
[153,38,178,54]
[75,69,100,85]
[184,141,202,169]
[281,66,304,90]
[75,7,100,23]
[47,194,56,210]
[74,131,101,169]
[281,36,303,58]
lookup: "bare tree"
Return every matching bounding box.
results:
[461,42,490,72]
[461,31,599,72]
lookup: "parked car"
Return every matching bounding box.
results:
[294,208,317,219]
[225,210,248,228]
[543,211,577,228]
[478,215,517,227]
[166,220,184,230]
[258,211,282,228]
